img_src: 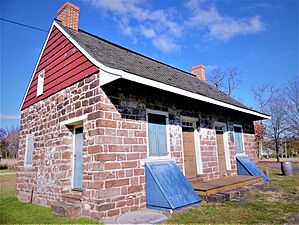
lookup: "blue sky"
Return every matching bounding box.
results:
[1,0,298,128]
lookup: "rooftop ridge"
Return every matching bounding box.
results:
[54,19,197,79]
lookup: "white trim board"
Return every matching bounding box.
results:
[179,125,186,175]
[21,20,271,120]
[60,115,87,126]
[214,121,232,171]
[121,72,270,119]
[194,129,203,174]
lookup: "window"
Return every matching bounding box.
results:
[215,125,224,132]
[36,70,45,96]
[182,120,194,128]
[234,126,244,154]
[25,135,34,166]
[147,111,169,157]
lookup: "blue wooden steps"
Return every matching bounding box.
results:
[236,155,270,181]
[145,160,201,211]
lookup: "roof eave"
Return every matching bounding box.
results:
[100,70,271,120]
[45,21,271,120]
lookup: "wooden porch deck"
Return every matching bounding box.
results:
[189,175,263,196]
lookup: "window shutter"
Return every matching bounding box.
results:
[234,127,244,154]
[25,135,34,165]
[157,123,168,156]
[148,123,158,156]
[148,113,168,157]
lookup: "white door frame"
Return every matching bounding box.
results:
[214,121,232,171]
[181,116,203,175]
[145,109,171,160]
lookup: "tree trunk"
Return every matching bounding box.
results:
[275,143,280,162]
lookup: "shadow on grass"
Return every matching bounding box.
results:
[274,173,284,176]
[0,174,99,224]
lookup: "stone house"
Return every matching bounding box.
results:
[16,2,269,221]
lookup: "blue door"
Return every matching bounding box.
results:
[234,126,244,154]
[148,113,168,156]
[73,127,83,190]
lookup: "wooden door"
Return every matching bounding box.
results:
[183,128,197,178]
[73,127,83,190]
[216,130,227,176]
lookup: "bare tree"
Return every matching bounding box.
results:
[252,83,279,158]
[6,127,20,159]
[254,121,265,159]
[252,83,279,113]
[265,97,289,161]
[0,128,8,159]
[225,67,242,96]
[207,67,241,96]
[0,127,20,159]
[207,67,225,90]
[283,76,299,137]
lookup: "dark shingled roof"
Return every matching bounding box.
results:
[57,20,249,110]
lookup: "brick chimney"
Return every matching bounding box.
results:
[191,64,206,80]
[57,2,80,31]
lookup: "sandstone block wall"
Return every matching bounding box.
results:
[17,72,183,220]
[17,71,257,221]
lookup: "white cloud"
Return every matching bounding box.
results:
[117,17,134,36]
[86,0,137,14]
[84,0,265,52]
[84,0,182,53]
[152,35,180,53]
[242,2,285,11]
[185,0,264,41]
[205,64,219,72]
[140,25,156,38]
[208,16,264,41]
[0,113,20,120]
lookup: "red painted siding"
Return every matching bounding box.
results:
[21,26,99,110]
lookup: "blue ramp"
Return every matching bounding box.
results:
[236,155,269,181]
[145,160,201,211]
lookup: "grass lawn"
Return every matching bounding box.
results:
[167,170,299,224]
[0,174,98,224]
[1,170,298,224]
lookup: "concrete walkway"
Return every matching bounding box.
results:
[102,209,168,224]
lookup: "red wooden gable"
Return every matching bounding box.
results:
[21,25,99,110]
